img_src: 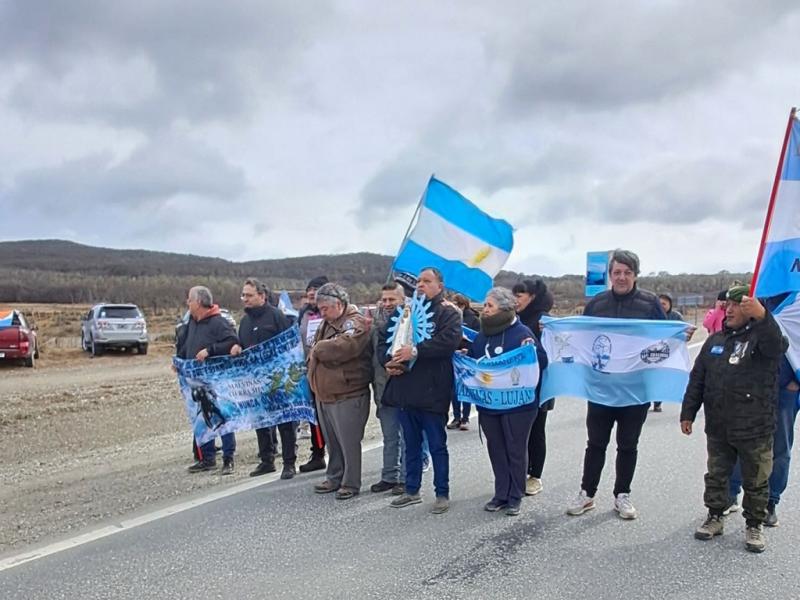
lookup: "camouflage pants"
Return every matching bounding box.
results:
[705,434,773,524]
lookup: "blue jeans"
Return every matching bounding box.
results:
[199,432,236,462]
[730,387,799,505]
[400,408,449,497]
[377,404,404,484]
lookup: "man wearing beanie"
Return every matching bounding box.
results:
[298,275,329,473]
[681,285,787,553]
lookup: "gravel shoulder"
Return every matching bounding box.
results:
[0,352,381,555]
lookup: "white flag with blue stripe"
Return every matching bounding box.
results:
[540,316,691,407]
[753,112,800,297]
[393,177,514,301]
[452,344,539,410]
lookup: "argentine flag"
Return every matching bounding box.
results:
[753,113,800,297]
[278,291,299,318]
[453,344,539,410]
[540,316,691,407]
[393,177,514,301]
[0,310,14,328]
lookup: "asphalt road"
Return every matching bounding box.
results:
[2,386,799,600]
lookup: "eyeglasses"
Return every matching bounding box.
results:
[241,293,257,299]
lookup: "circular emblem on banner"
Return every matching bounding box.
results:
[591,335,612,371]
[641,340,670,364]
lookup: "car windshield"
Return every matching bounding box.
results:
[99,307,141,319]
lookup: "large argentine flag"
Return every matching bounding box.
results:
[452,344,539,410]
[753,114,800,297]
[540,316,691,407]
[393,177,514,301]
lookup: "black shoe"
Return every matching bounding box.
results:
[221,457,235,476]
[370,480,397,493]
[299,456,326,473]
[250,461,277,477]
[187,460,215,473]
[281,464,296,480]
[391,483,405,495]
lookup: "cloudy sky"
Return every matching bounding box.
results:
[1,1,798,275]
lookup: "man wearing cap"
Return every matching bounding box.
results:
[681,285,787,553]
[379,267,463,514]
[567,249,667,521]
[230,278,296,479]
[298,276,329,473]
[307,283,372,499]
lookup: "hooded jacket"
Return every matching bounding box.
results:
[177,305,239,359]
[307,304,372,402]
[379,292,463,414]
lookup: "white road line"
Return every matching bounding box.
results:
[0,440,385,573]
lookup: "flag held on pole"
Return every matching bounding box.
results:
[393,177,514,301]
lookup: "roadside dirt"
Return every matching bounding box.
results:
[0,347,382,555]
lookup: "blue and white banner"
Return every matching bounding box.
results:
[278,290,299,318]
[462,325,479,342]
[753,114,800,297]
[173,326,315,445]
[393,177,514,301]
[452,345,540,410]
[540,316,691,406]
[772,293,800,380]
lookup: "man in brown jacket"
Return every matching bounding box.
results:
[307,282,372,500]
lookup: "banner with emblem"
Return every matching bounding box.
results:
[173,325,315,445]
[452,344,540,410]
[540,316,691,406]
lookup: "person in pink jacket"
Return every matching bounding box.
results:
[703,291,727,334]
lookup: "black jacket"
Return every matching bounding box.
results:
[584,286,666,320]
[238,304,291,349]
[177,308,239,359]
[517,289,555,411]
[680,311,788,441]
[461,307,480,330]
[379,293,463,414]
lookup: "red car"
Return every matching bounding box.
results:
[0,309,39,367]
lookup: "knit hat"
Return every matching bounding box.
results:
[315,282,349,305]
[306,276,329,291]
[726,285,750,303]
[393,272,418,297]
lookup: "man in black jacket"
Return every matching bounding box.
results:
[230,278,296,479]
[177,285,239,475]
[567,249,667,520]
[379,267,462,514]
[681,285,787,553]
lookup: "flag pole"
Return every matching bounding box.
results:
[750,107,797,295]
[385,174,433,283]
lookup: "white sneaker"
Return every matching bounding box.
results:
[614,493,638,520]
[722,501,740,516]
[525,477,543,496]
[566,490,595,516]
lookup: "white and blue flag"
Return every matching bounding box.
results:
[393,177,514,301]
[278,290,299,318]
[540,316,691,407]
[452,345,540,410]
[753,113,800,297]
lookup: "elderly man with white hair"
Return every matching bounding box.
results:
[307,283,373,500]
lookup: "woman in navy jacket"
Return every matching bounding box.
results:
[468,287,548,516]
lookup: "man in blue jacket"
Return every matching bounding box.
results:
[379,267,462,514]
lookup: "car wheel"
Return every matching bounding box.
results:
[34,344,40,359]
[138,343,148,355]
[91,338,104,357]
[24,353,35,368]
[81,334,89,352]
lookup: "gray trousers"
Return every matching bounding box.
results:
[377,403,405,484]
[317,392,370,490]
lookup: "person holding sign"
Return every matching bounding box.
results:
[463,287,547,516]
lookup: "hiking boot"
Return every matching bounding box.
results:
[391,493,422,508]
[187,460,216,473]
[446,418,461,430]
[335,487,359,500]
[280,463,296,480]
[566,490,595,516]
[765,502,779,527]
[694,514,724,540]
[299,456,326,473]
[652,402,663,412]
[484,499,507,512]
[505,503,521,517]
[525,477,543,496]
[723,499,740,516]
[221,457,235,476]
[249,461,276,477]
[391,483,405,495]
[370,480,397,493]
[745,524,766,553]
[432,496,450,514]
[459,419,470,431]
[614,493,638,520]
[313,480,339,494]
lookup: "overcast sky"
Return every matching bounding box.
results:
[1,1,799,275]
